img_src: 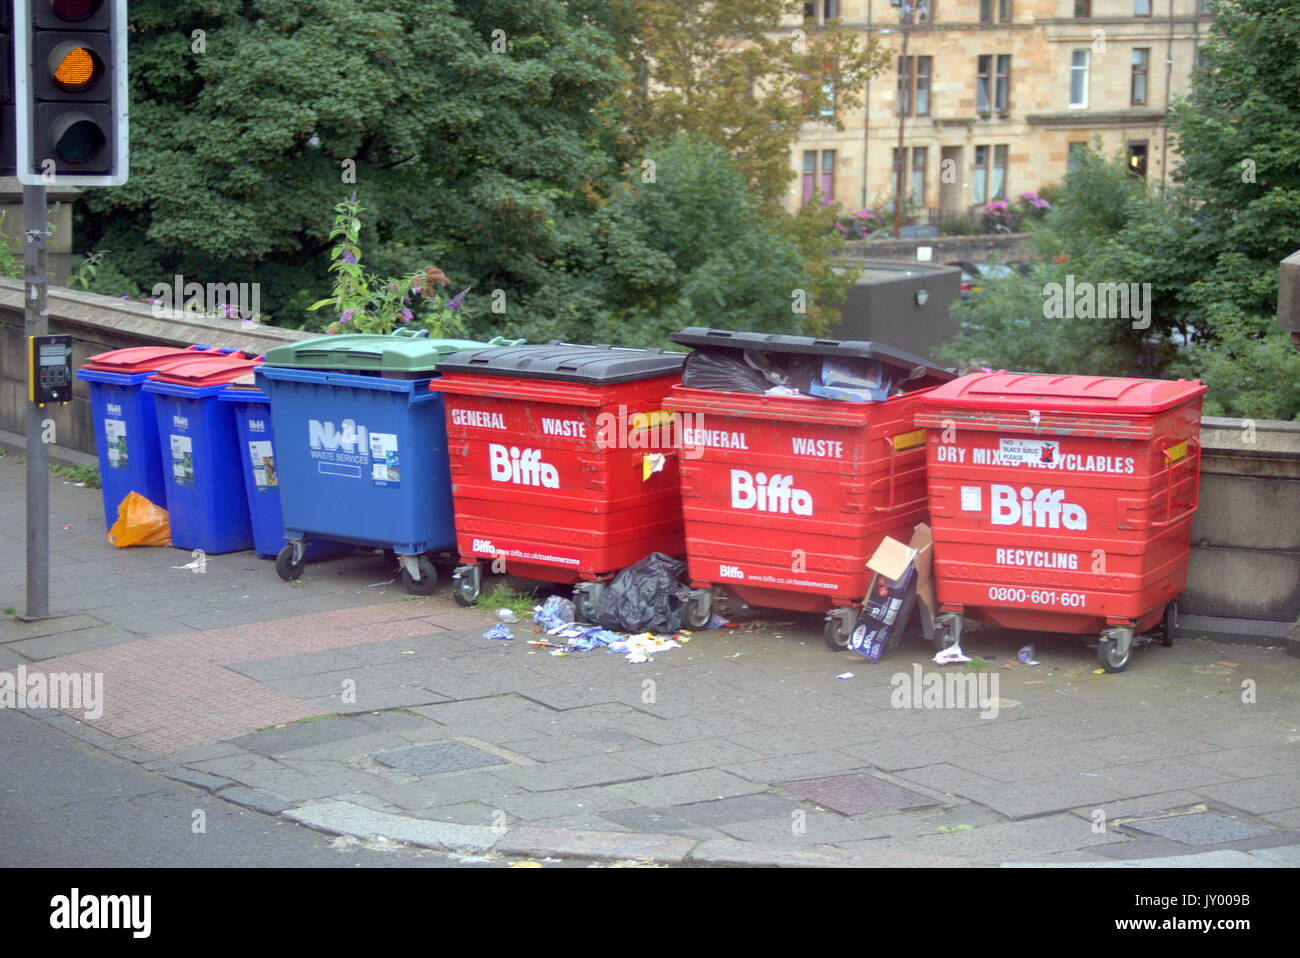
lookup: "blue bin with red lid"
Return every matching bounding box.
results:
[142,351,264,554]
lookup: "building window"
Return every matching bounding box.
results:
[996,55,1011,111]
[1127,141,1148,179]
[1068,141,1088,170]
[916,0,933,22]
[822,67,836,117]
[805,0,838,22]
[912,147,928,206]
[1070,49,1089,108]
[800,149,837,206]
[980,0,1011,21]
[1134,0,1151,15]
[897,55,932,116]
[1131,48,1149,105]
[972,145,1008,204]
[889,148,927,209]
[1074,0,1090,15]
[1198,0,1210,15]
[977,55,991,112]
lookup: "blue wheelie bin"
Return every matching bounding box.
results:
[76,345,226,527]
[141,351,264,554]
[257,330,509,594]
[218,373,355,564]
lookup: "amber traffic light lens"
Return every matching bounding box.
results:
[48,43,104,92]
[49,0,103,19]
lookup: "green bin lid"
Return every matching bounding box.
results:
[261,330,515,373]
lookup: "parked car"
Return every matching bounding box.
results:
[867,224,940,240]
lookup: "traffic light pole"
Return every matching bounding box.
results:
[24,184,49,620]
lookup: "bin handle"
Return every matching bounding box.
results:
[870,432,925,513]
[390,328,430,339]
[1145,434,1201,530]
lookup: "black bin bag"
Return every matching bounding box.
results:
[592,552,688,633]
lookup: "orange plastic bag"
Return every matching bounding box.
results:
[108,492,172,547]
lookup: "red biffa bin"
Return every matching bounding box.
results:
[663,328,955,647]
[429,344,687,618]
[914,372,1206,672]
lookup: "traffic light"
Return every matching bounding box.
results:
[14,0,128,186]
[1,5,14,177]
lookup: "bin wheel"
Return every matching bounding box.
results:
[683,591,713,631]
[1098,639,1129,673]
[275,544,305,581]
[824,618,853,651]
[1158,603,1177,647]
[454,574,480,605]
[573,589,594,625]
[401,556,439,596]
[932,613,962,655]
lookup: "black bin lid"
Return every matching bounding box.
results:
[670,327,955,386]
[435,343,686,385]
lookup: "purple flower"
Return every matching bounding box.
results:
[341,249,357,264]
[340,309,355,325]
[120,295,131,300]
[447,289,468,312]
[400,308,413,323]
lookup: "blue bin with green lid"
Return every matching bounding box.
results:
[257,330,517,592]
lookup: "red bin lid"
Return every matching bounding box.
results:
[147,352,263,387]
[918,372,1206,414]
[82,345,207,374]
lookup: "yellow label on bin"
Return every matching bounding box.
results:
[630,410,674,433]
[1165,441,1188,465]
[892,428,926,453]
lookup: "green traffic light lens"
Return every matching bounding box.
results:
[53,118,106,163]
[49,0,103,20]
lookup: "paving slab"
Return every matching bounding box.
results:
[372,741,509,776]
[1121,811,1275,845]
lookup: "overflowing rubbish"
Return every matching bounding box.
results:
[496,608,520,623]
[933,644,972,665]
[836,672,855,680]
[482,624,514,640]
[533,595,576,630]
[1018,645,1040,666]
[108,491,171,548]
[591,552,687,634]
[847,536,921,662]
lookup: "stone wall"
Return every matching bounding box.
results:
[0,280,310,457]
[842,232,1031,266]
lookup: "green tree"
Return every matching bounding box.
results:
[76,0,630,330]
[623,0,887,206]
[1160,0,1300,418]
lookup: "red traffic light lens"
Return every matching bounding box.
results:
[48,42,105,92]
[53,116,107,163]
[49,0,103,20]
